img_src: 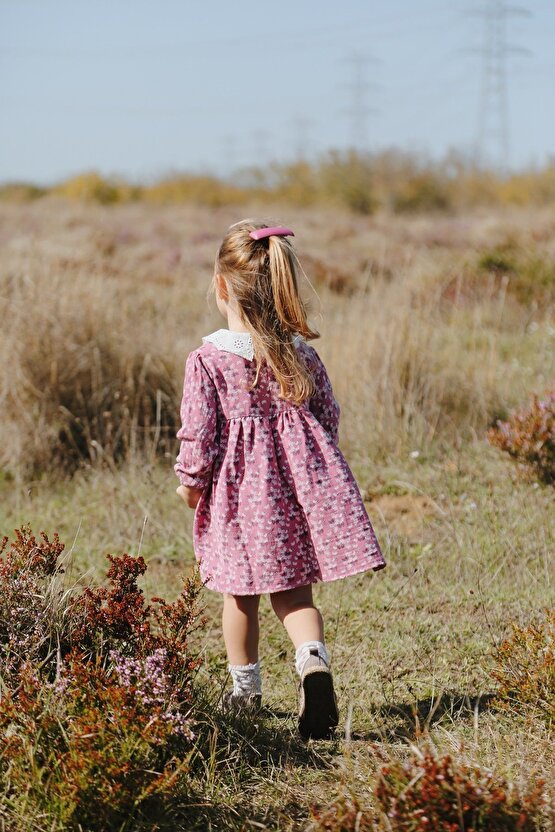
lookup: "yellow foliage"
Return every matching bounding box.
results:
[143,175,249,207]
[2,154,555,213]
[52,171,140,204]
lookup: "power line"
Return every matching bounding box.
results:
[464,0,532,173]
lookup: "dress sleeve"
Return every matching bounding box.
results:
[307,347,341,444]
[174,351,220,489]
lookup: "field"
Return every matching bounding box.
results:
[0,197,554,830]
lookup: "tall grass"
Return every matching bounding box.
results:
[0,200,553,479]
[0,264,178,477]
[0,200,554,830]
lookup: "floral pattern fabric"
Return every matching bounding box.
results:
[175,336,386,595]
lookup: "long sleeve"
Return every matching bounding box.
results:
[307,347,341,444]
[174,351,220,489]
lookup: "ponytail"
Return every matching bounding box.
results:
[268,235,312,336]
[214,219,319,404]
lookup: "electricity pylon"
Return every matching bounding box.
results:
[340,52,381,153]
[464,0,532,173]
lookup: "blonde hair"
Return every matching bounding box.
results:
[210,218,319,404]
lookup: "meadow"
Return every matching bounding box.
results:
[0,195,553,830]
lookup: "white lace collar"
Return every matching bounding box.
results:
[202,329,302,360]
[202,329,255,359]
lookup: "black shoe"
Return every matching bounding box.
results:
[298,649,339,740]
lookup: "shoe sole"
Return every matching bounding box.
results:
[298,668,339,740]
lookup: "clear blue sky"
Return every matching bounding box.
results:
[1,0,553,185]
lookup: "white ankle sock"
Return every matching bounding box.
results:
[228,660,262,696]
[295,640,330,676]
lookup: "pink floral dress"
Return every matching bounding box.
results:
[174,329,386,595]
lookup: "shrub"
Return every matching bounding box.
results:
[261,160,321,208]
[52,172,140,204]
[0,181,47,201]
[1,652,197,829]
[492,608,555,727]
[0,526,208,830]
[374,749,545,831]
[478,245,555,304]
[318,150,378,215]
[310,748,546,831]
[4,153,555,211]
[0,526,66,686]
[68,548,206,690]
[478,248,517,276]
[143,174,249,206]
[391,171,453,214]
[487,391,555,484]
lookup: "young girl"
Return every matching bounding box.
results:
[175,219,385,740]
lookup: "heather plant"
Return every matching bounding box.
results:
[1,651,198,829]
[68,549,206,694]
[492,608,555,727]
[0,526,210,831]
[488,391,555,484]
[374,748,545,832]
[0,526,67,686]
[0,525,206,687]
[309,747,546,831]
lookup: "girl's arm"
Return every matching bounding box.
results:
[174,351,220,498]
[307,347,340,444]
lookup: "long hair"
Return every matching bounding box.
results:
[210,218,319,404]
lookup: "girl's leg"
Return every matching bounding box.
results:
[271,584,337,739]
[222,593,262,701]
[222,592,261,664]
[269,584,324,648]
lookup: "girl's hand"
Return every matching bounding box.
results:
[176,485,204,509]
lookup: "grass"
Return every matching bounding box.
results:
[1,444,553,828]
[0,198,554,829]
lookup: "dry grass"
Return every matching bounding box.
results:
[1,198,553,477]
[0,198,554,829]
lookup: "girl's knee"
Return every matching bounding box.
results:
[270,585,315,618]
[224,592,260,614]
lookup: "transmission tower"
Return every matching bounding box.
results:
[221,134,238,178]
[290,115,315,162]
[251,129,272,165]
[465,0,532,173]
[340,52,381,152]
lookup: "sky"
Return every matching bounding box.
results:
[1,0,554,185]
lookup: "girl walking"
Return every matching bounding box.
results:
[175,219,385,740]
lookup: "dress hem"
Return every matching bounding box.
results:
[200,554,386,596]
